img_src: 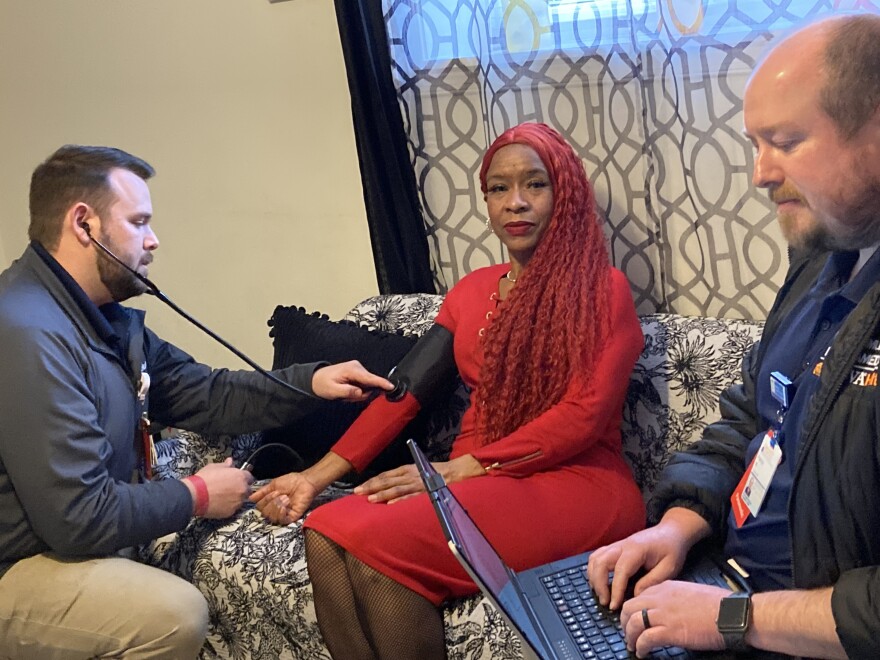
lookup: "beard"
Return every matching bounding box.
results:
[773,174,880,252]
[95,232,149,302]
[822,173,880,251]
[772,183,829,251]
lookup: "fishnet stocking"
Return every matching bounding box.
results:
[305,529,446,660]
[305,529,376,659]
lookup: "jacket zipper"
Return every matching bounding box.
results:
[484,450,543,472]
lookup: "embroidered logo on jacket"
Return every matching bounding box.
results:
[812,339,880,386]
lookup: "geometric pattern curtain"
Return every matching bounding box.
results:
[383,0,877,320]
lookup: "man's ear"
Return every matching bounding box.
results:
[69,203,96,246]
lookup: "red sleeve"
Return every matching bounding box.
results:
[432,263,500,333]
[331,287,461,472]
[467,270,643,477]
[331,294,459,472]
[331,391,421,472]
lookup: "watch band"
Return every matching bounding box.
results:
[717,592,752,653]
[720,629,751,653]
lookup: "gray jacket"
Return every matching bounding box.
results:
[0,245,321,575]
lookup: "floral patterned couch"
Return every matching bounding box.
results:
[143,294,764,659]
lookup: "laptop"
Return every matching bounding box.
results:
[407,440,748,660]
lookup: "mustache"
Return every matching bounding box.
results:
[769,183,807,205]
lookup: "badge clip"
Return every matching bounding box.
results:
[769,371,792,424]
[769,371,791,408]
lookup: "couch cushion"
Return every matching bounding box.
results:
[622,313,763,499]
[153,430,262,482]
[343,293,443,336]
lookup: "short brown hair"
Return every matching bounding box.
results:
[821,14,880,140]
[28,145,154,249]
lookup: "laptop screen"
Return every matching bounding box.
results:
[407,440,546,658]
[432,487,517,596]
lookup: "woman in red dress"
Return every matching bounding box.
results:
[252,123,645,659]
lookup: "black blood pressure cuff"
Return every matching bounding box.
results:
[387,324,458,407]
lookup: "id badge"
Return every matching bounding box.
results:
[731,429,783,527]
[137,370,150,404]
[140,414,156,480]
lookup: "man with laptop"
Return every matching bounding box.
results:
[584,14,880,660]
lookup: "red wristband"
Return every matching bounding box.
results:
[184,475,209,517]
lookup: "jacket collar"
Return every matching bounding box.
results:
[31,241,121,350]
[21,243,145,366]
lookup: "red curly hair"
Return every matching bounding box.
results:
[474,123,612,445]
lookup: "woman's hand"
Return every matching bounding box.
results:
[250,452,355,525]
[250,472,321,525]
[354,454,485,504]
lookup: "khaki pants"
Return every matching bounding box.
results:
[0,553,209,659]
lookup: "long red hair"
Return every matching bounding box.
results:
[474,123,611,445]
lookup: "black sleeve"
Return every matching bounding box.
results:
[832,567,880,659]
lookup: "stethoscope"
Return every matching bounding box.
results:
[80,220,313,399]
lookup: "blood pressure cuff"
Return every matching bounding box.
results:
[332,324,458,472]
[388,324,457,407]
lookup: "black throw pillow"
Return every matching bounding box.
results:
[258,305,422,483]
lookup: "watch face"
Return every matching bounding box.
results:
[718,595,750,629]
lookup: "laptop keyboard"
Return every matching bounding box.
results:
[541,565,690,660]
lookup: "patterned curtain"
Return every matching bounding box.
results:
[383,0,876,319]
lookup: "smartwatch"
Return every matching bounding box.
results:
[717,592,752,653]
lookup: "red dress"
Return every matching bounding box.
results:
[304,264,645,605]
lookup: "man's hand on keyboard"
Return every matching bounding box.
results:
[587,508,712,610]
[619,581,730,657]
